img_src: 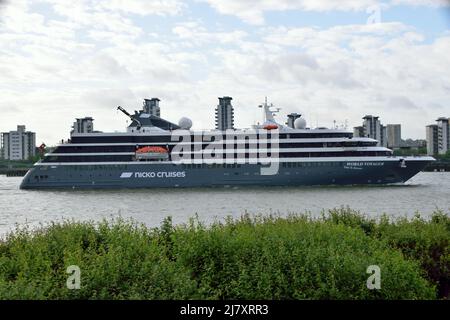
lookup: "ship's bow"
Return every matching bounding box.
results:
[399,156,435,182]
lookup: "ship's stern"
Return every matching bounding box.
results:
[19,166,38,189]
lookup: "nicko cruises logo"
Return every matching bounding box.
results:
[120,172,133,178]
[120,171,186,179]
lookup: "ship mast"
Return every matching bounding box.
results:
[259,97,280,123]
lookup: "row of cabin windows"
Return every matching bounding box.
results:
[70,133,353,144]
[54,141,376,153]
[173,151,392,158]
[33,162,368,179]
[42,151,391,163]
[181,162,353,169]
[34,175,49,180]
[43,155,132,162]
[39,165,129,171]
[282,162,344,168]
[70,165,129,170]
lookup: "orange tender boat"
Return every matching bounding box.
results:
[263,123,278,130]
[136,146,168,154]
[135,146,169,161]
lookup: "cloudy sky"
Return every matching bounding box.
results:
[0,0,449,145]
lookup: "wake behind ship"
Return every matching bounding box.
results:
[20,97,434,189]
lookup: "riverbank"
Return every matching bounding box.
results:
[423,160,450,172]
[0,160,33,177]
[0,208,448,300]
[0,168,29,177]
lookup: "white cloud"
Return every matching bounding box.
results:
[200,0,450,25]
[0,0,449,143]
[98,0,184,16]
[198,0,378,25]
[0,0,195,143]
[172,21,248,45]
[189,23,450,137]
[391,0,450,6]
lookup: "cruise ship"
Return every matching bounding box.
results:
[20,97,434,189]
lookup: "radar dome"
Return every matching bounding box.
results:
[294,117,307,129]
[178,117,193,130]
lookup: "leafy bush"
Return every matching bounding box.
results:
[375,212,449,298]
[322,207,449,299]
[0,210,447,300]
[0,219,197,299]
[173,214,434,299]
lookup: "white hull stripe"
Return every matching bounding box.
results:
[58,137,377,147]
[70,129,352,137]
[47,146,390,157]
[34,156,434,166]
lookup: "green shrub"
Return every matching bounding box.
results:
[172,214,434,299]
[323,206,377,236]
[321,208,449,299]
[0,219,197,299]
[375,211,449,298]
[0,210,446,300]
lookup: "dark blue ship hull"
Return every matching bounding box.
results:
[20,158,433,189]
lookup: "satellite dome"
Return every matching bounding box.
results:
[294,117,307,129]
[178,117,193,130]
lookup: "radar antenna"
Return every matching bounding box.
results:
[259,98,281,123]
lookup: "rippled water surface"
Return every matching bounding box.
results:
[0,172,449,236]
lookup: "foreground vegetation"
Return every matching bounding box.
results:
[0,208,448,300]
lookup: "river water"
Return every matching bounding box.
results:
[0,172,449,236]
